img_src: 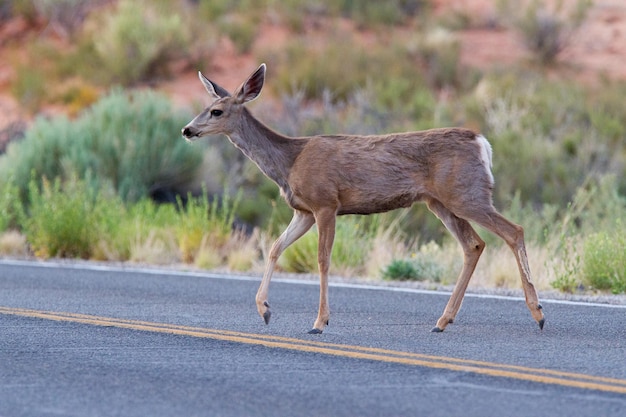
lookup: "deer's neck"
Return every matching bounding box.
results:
[227,109,302,192]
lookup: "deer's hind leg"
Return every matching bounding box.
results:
[465,209,545,330]
[256,210,315,325]
[426,198,485,332]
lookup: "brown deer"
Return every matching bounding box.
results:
[182,64,545,334]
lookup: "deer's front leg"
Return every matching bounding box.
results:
[256,210,314,325]
[309,209,336,334]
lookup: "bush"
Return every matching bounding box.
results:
[278,225,320,273]
[87,0,191,85]
[332,0,427,27]
[498,0,592,65]
[59,81,100,116]
[546,176,626,293]
[197,0,270,19]
[14,173,253,265]
[382,259,420,281]
[116,199,180,263]
[278,216,384,275]
[32,0,97,37]
[218,14,259,54]
[177,190,240,263]
[97,188,247,266]
[0,89,202,205]
[406,27,464,89]
[582,230,626,293]
[382,255,444,282]
[265,37,424,102]
[476,72,626,209]
[21,177,116,258]
[0,181,23,233]
[11,66,46,112]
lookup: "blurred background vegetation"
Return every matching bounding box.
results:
[0,0,624,294]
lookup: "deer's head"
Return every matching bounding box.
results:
[181,63,266,141]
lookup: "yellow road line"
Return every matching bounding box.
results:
[2,306,626,394]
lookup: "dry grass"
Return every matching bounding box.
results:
[469,243,554,291]
[0,231,29,257]
[194,230,261,272]
[375,237,555,291]
[194,245,222,270]
[363,233,409,279]
[130,230,180,265]
[225,231,261,272]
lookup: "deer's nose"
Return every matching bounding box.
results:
[182,126,194,138]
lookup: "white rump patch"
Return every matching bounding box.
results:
[476,134,494,185]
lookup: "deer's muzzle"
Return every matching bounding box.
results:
[181,126,199,140]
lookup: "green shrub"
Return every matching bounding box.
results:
[268,39,366,101]
[331,217,381,273]
[116,198,178,262]
[11,66,46,112]
[382,259,420,281]
[278,226,318,273]
[582,230,626,294]
[22,177,110,258]
[549,234,582,293]
[266,37,423,102]
[382,257,444,282]
[55,81,100,116]
[6,34,100,113]
[497,0,592,65]
[0,115,74,205]
[197,0,270,19]
[477,73,626,209]
[547,176,626,292]
[32,0,97,37]
[586,81,626,150]
[0,89,202,205]
[407,27,463,89]
[500,191,559,245]
[332,0,427,27]
[0,181,23,232]
[218,14,258,54]
[279,216,383,274]
[94,188,244,264]
[177,190,240,263]
[15,172,248,263]
[269,89,392,138]
[88,0,190,85]
[236,177,292,231]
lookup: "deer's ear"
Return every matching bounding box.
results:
[235,63,266,104]
[198,72,230,100]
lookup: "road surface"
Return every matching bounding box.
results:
[1,260,625,416]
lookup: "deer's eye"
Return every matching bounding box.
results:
[210,109,223,117]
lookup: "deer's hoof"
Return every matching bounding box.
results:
[308,328,323,334]
[430,326,444,333]
[530,303,544,330]
[262,301,271,325]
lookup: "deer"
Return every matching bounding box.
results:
[181,63,545,334]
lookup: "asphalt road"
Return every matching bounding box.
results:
[1,260,625,417]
